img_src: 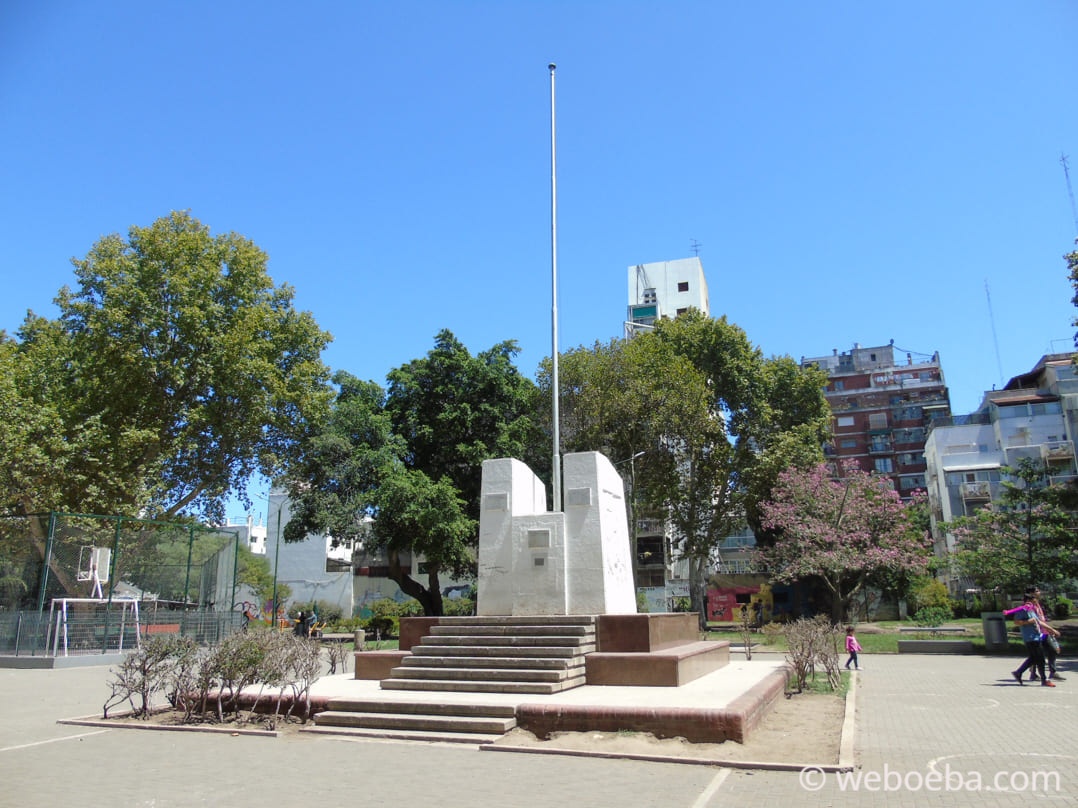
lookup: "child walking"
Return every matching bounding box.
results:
[845,626,863,671]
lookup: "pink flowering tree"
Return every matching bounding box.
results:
[754,462,933,622]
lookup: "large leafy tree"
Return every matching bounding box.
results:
[6,211,332,522]
[285,333,544,615]
[951,459,1078,593]
[755,461,932,622]
[549,336,715,587]
[0,332,121,518]
[543,312,830,627]
[650,313,830,624]
[385,330,547,515]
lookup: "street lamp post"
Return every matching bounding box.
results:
[271,499,283,628]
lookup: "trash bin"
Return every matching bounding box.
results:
[981,612,1008,652]
[353,629,365,649]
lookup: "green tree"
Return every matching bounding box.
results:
[385,330,546,515]
[8,211,333,523]
[547,336,713,584]
[285,333,544,615]
[951,458,1078,592]
[542,312,830,628]
[0,329,132,518]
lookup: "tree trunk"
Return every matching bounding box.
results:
[689,556,708,631]
[386,548,437,615]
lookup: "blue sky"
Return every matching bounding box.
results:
[2,2,1077,521]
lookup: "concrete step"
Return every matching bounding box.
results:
[436,615,597,626]
[380,676,585,695]
[417,635,595,648]
[410,644,588,659]
[313,709,515,735]
[429,624,595,637]
[388,665,571,683]
[403,655,576,670]
[324,698,517,718]
[301,725,505,744]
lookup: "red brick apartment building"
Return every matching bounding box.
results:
[801,342,952,499]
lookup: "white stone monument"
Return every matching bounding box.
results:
[477,451,637,616]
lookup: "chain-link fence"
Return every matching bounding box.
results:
[0,512,243,657]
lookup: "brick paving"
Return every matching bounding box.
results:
[721,653,1077,805]
[1,651,1074,806]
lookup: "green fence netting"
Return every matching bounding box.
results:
[0,512,243,656]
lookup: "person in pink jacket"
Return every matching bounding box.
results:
[845,625,863,670]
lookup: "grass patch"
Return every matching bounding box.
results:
[707,617,1060,657]
[802,669,850,697]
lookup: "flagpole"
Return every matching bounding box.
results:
[549,62,561,513]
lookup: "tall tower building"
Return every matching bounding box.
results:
[626,257,709,336]
[623,257,711,596]
[801,342,951,499]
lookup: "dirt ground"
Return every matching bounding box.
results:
[89,689,847,765]
[488,690,847,764]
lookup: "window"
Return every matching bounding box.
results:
[677,281,689,292]
[868,412,889,430]
[840,439,858,449]
[1032,402,1062,415]
[837,415,856,429]
[676,307,688,315]
[874,458,894,473]
[636,536,663,566]
[833,380,845,391]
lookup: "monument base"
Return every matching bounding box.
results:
[587,613,728,686]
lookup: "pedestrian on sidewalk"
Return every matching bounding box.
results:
[1029,588,1064,682]
[845,625,863,671]
[1011,591,1055,687]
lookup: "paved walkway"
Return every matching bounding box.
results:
[1,652,1074,806]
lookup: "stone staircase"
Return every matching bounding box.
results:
[382,615,596,694]
[307,699,518,744]
[309,615,596,742]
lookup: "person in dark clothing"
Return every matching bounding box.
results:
[1011,592,1055,687]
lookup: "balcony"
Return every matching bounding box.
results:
[1043,440,1075,463]
[960,481,992,500]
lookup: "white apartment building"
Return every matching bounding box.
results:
[626,257,710,336]
[224,514,268,555]
[624,256,715,600]
[924,354,1078,573]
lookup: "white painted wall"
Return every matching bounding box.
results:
[266,491,353,616]
[627,257,709,317]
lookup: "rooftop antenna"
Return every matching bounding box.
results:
[984,280,1005,388]
[1062,153,1078,238]
[690,239,702,257]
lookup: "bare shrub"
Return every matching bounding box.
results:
[103,634,198,719]
[108,628,325,728]
[783,616,843,693]
[738,606,754,660]
[324,640,349,674]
